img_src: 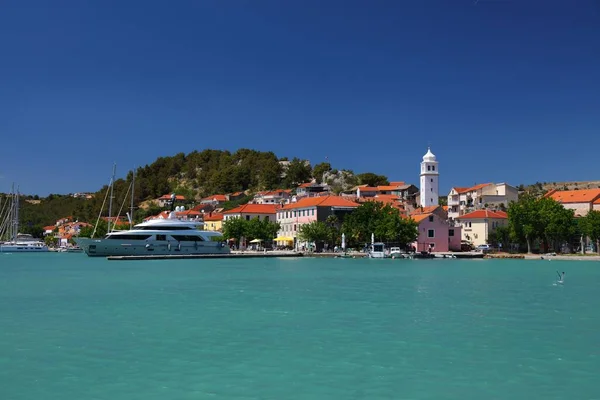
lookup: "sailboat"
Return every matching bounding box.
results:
[0,185,49,253]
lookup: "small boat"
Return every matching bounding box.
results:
[369,242,387,258]
[389,247,406,259]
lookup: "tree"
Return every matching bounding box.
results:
[488,226,510,250]
[538,197,576,253]
[79,219,108,238]
[298,221,331,245]
[222,217,247,243]
[582,210,600,255]
[312,162,332,184]
[356,172,389,187]
[342,202,418,248]
[283,158,312,188]
[508,194,541,253]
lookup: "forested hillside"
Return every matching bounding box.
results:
[8,148,390,236]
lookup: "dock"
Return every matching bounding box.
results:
[107,252,304,261]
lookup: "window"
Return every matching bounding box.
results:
[430,198,433,203]
[428,229,435,238]
[449,229,455,237]
[265,216,269,222]
[428,215,434,222]
[246,215,250,221]
[432,166,435,171]
[427,165,431,171]
[431,188,433,192]
[293,224,296,231]
[156,234,167,241]
[293,211,297,217]
[431,178,433,183]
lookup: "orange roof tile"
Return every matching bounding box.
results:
[223,204,279,214]
[43,225,56,231]
[452,183,492,194]
[204,213,224,221]
[410,205,440,216]
[202,194,228,202]
[376,185,402,191]
[389,181,405,186]
[548,189,600,204]
[282,195,359,210]
[457,210,508,219]
[411,214,431,223]
[594,197,600,205]
[158,194,186,200]
[442,205,449,211]
[298,183,313,188]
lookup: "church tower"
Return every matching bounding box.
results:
[420,147,439,207]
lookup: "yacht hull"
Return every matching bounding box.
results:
[75,238,230,257]
[0,243,49,252]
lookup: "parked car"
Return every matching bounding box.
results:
[476,244,491,252]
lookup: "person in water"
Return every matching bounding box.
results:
[561,272,565,281]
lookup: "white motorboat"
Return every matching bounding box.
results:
[389,247,406,259]
[369,242,387,258]
[75,212,230,257]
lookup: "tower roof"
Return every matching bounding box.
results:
[422,147,436,162]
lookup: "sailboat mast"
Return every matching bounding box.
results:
[129,167,136,229]
[12,184,18,242]
[107,163,116,233]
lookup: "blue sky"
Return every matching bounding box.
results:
[1,0,599,196]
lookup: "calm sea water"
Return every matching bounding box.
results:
[1,254,599,400]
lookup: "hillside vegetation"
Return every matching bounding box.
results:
[9,148,390,235]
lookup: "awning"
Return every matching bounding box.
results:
[249,239,263,243]
[274,236,294,242]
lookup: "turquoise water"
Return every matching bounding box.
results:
[1,254,599,400]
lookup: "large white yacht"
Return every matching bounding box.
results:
[0,234,49,253]
[75,212,230,257]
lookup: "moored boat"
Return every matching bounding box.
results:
[75,212,229,257]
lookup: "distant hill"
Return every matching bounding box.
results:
[518,181,600,196]
[12,148,390,232]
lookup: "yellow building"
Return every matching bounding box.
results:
[203,213,223,232]
[456,210,508,247]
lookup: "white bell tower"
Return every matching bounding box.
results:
[420,147,439,207]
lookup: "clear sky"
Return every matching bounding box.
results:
[1,0,599,196]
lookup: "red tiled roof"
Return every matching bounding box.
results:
[547,189,600,204]
[389,181,405,186]
[158,194,186,200]
[298,183,313,188]
[452,183,492,194]
[204,213,224,221]
[410,205,440,216]
[457,210,508,219]
[282,195,359,210]
[357,186,377,192]
[223,204,279,214]
[43,225,56,231]
[202,194,228,202]
[411,214,431,224]
[376,185,402,191]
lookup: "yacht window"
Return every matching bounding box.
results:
[171,235,205,242]
[139,226,193,231]
[105,234,152,240]
[156,235,167,241]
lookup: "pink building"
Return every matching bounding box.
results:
[410,206,461,253]
[276,196,359,248]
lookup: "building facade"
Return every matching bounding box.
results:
[447,183,518,220]
[222,204,278,222]
[456,210,508,247]
[545,188,600,217]
[276,196,359,249]
[410,206,461,253]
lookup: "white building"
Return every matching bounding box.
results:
[447,183,518,220]
[419,148,439,207]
